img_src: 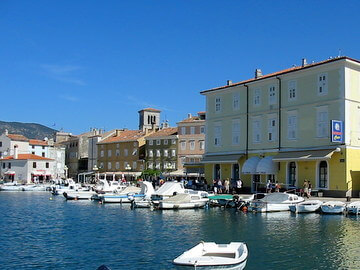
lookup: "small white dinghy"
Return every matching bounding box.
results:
[321,201,346,214]
[289,200,323,213]
[346,201,360,215]
[173,242,248,268]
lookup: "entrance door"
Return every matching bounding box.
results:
[252,174,260,193]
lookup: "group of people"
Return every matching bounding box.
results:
[212,178,243,194]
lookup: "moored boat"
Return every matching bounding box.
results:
[158,193,209,210]
[346,201,360,215]
[289,200,323,213]
[321,201,346,214]
[173,242,248,268]
[249,192,304,212]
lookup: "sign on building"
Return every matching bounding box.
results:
[331,120,343,143]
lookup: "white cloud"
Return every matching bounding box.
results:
[40,64,86,86]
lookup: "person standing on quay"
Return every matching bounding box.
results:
[224,178,230,194]
[307,181,312,197]
[303,180,309,198]
[236,179,242,194]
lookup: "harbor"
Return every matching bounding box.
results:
[0,185,360,269]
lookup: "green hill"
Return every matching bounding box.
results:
[0,121,58,140]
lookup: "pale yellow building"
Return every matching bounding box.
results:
[201,56,360,197]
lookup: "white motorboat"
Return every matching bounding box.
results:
[158,193,209,210]
[289,200,323,213]
[94,180,127,194]
[150,181,186,203]
[63,189,96,200]
[321,201,346,214]
[0,181,24,191]
[249,192,304,212]
[99,186,142,203]
[173,242,248,268]
[51,179,82,195]
[346,201,360,215]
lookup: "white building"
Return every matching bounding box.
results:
[29,139,49,157]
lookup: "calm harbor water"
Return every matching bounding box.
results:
[0,192,359,270]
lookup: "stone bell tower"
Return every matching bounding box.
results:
[138,108,161,132]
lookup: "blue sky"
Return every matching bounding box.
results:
[1,1,359,135]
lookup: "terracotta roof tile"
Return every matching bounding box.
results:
[99,130,146,143]
[201,56,359,94]
[7,134,29,142]
[1,154,53,161]
[29,139,48,146]
[146,128,178,138]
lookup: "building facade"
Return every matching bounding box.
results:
[177,112,206,178]
[201,56,360,197]
[145,127,178,175]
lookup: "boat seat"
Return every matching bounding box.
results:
[202,252,236,258]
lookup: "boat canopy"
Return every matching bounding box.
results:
[154,181,185,196]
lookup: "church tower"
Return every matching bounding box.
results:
[138,108,161,131]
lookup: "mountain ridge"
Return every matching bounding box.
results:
[0,121,58,140]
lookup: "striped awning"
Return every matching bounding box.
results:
[242,156,261,174]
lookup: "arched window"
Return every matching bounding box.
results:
[319,161,328,188]
[288,162,296,187]
[214,164,220,180]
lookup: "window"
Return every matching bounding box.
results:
[108,162,111,169]
[317,108,328,138]
[33,162,36,168]
[149,150,153,157]
[190,127,195,134]
[232,119,240,145]
[156,139,161,145]
[171,149,176,157]
[32,145,35,149]
[254,89,261,106]
[133,161,137,169]
[181,127,186,135]
[164,139,168,145]
[199,140,205,150]
[318,73,328,95]
[287,113,297,140]
[2,163,5,169]
[189,140,195,150]
[268,118,277,141]
[233,93,240,110]
[269,86,276,105]
[32,152,35,155]
[116,149,120,156]
[116,143,120,148]
[215,97,221,112]
[45,162,49,169]
[214,164,220,179]
[0,141,2,147]
[288,81,297,100]
[156,150,161,157]
[100,162,104,169]
[172,139,176,144]
[180,141,186,150]
[108,150,112,157]
[132,149,138,156]
[149,140,153,146]
[171,161,176,169]
[288,162,296,187]
[124,149,128,156]
[155,162,160,169]
[252,119,261,143]
[214,123,222,146]
[42,152,45,157]
[148,162,153,169]
[164,149,168,157]
[200,126,205,134]
[116,162,120,169]
[42,146,45,149]
[100,150,104,157]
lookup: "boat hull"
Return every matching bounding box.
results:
[289,200,323,213]
[159,200,207,210]
[321,205,345,214]
[63,191,96,200]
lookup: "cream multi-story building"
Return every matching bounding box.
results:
[177,112,206,178]
[201,56,360,197]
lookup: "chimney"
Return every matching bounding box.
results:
[302,58,307,67]
[255,69,262,79]
[5,129,8,136]
[14,145,18,159]
[187,113,192,119]
[227,80,232,86]
[115,129,122,136]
